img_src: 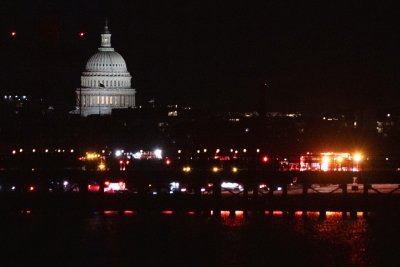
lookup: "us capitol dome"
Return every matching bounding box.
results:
[73,20,136,116]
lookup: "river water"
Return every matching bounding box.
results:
[1,211,399,266]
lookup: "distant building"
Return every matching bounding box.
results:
[376,111,400,137]
[73,20,136,116]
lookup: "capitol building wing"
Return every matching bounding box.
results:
[74,21,136,116]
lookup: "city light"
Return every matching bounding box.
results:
[353,153,362,163]
[183,166,191,172]
[154,149,162,159]
[115,150,122,157]
[321,156,330,171]
[98,162,106,171]
[232,167,238,173]
[212,167,220,173]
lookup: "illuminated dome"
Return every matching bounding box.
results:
[73,20,136,117]
[85,51,128,73]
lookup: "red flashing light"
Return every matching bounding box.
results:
[262,156,269,163]
[79,32,85,37]
[165,159,171,165]
[29,186,35,192]
[119,160,124,164]
[11,31,16,37]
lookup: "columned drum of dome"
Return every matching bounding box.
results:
[73,21,136,116]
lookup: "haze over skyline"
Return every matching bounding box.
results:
[1,1,400,113]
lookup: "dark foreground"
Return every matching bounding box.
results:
[1,211,399,266]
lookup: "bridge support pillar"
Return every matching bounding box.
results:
[341,184,347,194]
[363,211,368,218]
[229,210,236,218]
[350,211,357,219]
[342,211,347,218]
[319,210,326,220]
[302,184,308,195]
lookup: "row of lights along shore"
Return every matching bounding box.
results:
[178,148,262,154]
[11,148,77,155]
[9,148,261,155]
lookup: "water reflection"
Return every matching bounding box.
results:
[2,210,399,266]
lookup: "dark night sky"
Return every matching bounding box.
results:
[1,1,400,113]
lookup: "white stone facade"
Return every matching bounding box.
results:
[74,21,136,116]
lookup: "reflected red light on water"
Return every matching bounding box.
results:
[235,211,244,217]
[187,211,195,215]
[221,210,230,217]
[26,210,31,214]
[161,210,173,215]
[104,211,118,215]
[124,210,135,215]
[273,211,283,216]
[88,184,100,192]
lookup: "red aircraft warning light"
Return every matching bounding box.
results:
[262,156,269,163]
[79,32,85,37]
[11,31,17,37]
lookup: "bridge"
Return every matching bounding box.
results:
[1,169,400,218]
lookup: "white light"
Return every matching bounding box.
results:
[178,150,182,154]
[243,149,247,153]
[277,186,282,191]
[115,150,122,157]
[32,149,36,153]
[180,188,187,192]
[256,149,260,153]
[11,186,16,191]
[63,181,69,186]
[19,149,23,153]
[152,192,158,195]
[102,150,105,153]
[70,149,74,153]
[221,182,242,190]
[133,152,142,159]
[201,188,206,192]
[197,150,200,154]
[169,182,180,190]
[216,149,220,153]
[45,149,49,153]
[203,149,207,153]
[154,149,162,159]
